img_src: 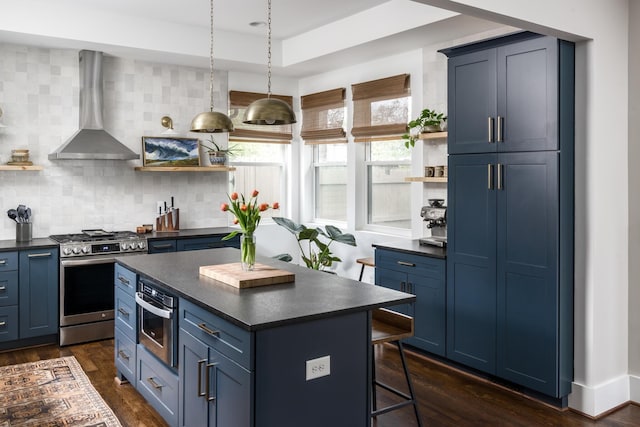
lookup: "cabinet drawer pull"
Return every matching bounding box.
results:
[197,359,207,397]
[0,286,6,291]
[153,243,173,249]
[488,164,494,190]
[28,252,52,258]
[117,307,129,317]
[488,117,494,143]
[396,261,415,267]
[117,275,130,287]
[117,350,130,361]
[205,362,218,402]
[497,163,503,190]
[497,116,503,142]
[0,260,6,265]
[0,321,6,327]
[147,377,163,389]
[197,323,220,337]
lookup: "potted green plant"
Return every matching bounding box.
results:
[401,108,447,148]
[199,136,239,165]
[273,217,357,271]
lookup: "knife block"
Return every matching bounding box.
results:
[156,209,179,232]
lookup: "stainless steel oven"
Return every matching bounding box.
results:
[51,230,147,346]
[136,278,177,367]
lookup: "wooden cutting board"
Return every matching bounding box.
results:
[199,262,295,288]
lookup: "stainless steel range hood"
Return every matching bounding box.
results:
[49,50,139,160]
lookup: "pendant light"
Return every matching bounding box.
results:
[0,107,6,128]
[191,0,234,133]
[243,0,296,125]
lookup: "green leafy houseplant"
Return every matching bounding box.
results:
[273,217,357,271]
[401,108,447,148]
[199,136,239,165]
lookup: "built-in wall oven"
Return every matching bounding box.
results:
[136,277,178,367]
[50,230,147,346]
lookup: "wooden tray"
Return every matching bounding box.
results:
[199,262,295,288]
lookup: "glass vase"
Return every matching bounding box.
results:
[240,233,256,271]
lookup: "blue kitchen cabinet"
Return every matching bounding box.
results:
[148,234,240,254]
[114,263,137,385]
[445,33,560,154]
[375,249,446,356]
[147,239,177,253]
[18,248,59,339]
[137,344,179,427]
[0,253,19,342]
[179,298,252,427]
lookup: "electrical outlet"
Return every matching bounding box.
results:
[306,355,330,381]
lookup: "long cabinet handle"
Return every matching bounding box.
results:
[28,252,52,258]
[197,359,207,397]
[205,362,219,402]
[0,286,6,291]
[0,321,5,327]
[497,163,503,190]
[117,275,130,287]
[152,243,174,249]
[0,260,6,265]
[488,117,494,143]
[117,307,129,318]
[118,350,130,361]
[487,164,493,190]
[147,377,163,389]
[497,116,503,142]
[396,261,415,267]
[197,323,220,337]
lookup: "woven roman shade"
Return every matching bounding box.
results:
[229,91,294,143]
[301,88,347,144]
[351,74,410,142]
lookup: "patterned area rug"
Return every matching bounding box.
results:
[0,356,121,427]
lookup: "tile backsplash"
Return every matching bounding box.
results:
[0,43,230,240]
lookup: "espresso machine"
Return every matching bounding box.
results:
[419,199,447,247]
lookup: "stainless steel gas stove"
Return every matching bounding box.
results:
[49,229,148,346]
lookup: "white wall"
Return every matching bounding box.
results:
[418,0,631,417]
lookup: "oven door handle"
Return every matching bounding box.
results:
[135,292,173,319]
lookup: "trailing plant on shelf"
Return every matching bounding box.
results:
[401,108,447,148]
[199,136,240,165]
[273,217,357,271]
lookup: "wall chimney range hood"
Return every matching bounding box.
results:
[49,50,139,160]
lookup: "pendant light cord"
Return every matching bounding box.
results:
[209,0,215,112]
[267,0,272,98]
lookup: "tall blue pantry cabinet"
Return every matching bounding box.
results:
[441,32,575,402]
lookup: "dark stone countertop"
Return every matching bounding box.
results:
[0,237,59,252]
[373,238,447,259]
[116,248,415,332]
[145,227,237,241]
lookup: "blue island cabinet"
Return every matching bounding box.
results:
[374,248,446,356]
[114,263,137,386]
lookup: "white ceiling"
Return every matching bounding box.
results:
[0,0,514,77]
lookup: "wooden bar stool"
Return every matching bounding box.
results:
[357,257,375,281]
[371,308,423,426]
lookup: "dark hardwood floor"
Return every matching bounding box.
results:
[1,339,639,426]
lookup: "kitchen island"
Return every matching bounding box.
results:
[115,248,415,427]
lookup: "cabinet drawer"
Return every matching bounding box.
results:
[0,252,18,272]
[148,239,177,253]
[180,299,252,370]
[177,236,224,251]
[115,263,137,296]
[0,306,18,342]
[115,287,137,340]
[375,249,445,280]
[115,331,137,385]
[0,271,18,307]
[137,345,179,427]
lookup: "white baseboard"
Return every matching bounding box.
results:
[630,374,640,403]
[568,375,630,417]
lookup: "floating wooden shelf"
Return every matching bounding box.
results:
[134,166,236,172]
[419,131,447,140]
[405,177,447,183]
[0,165,44,171]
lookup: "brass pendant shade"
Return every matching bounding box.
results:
[191,110,234,133]
[190,0,233,133]
[243,98,296,125]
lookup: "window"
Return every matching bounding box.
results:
[301,88,347,222]
[228,91,293,215]
[352,74,411,229]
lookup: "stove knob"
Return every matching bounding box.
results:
[82,246,90,254]
[63,247,72,256]
[72,247,81,254]
[121,243,130,251]
[138,241,146,250]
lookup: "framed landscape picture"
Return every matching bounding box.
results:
[141,136,200,167]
